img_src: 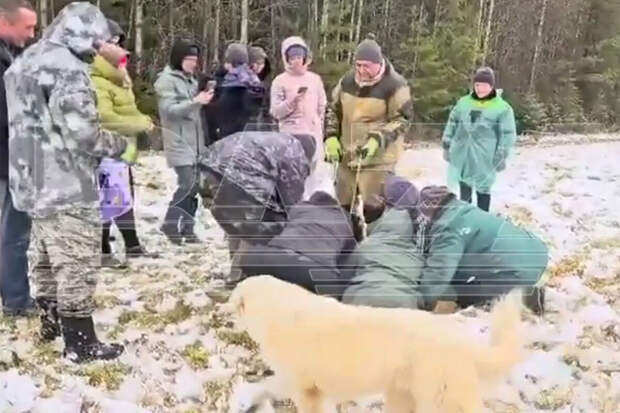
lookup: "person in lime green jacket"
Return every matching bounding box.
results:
[442,67,517,212]
[91,19,155,266]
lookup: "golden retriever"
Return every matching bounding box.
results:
[224,275,525,413]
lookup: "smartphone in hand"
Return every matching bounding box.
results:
[298,86,308,94]
[206,80,217,91]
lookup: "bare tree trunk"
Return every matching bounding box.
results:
[337,0,345,61]
[481,0,495,65]
[354,0,364,47]
[212,0,221,64]
[39,0,48,31]
[168,0,175,48]
[96,0,100,8]
[472,0,484,69]
[529,0,548,92]
[270,0,277,58]
[312,0,319,49]
[432,0,440,39]
[202,0,210,68]
[127,0,135,42]
[347,0,356,62]
[412,1,425,77]
[134,0,144,75]
[49,0,54,19]
[382,0,391,42]
[320,0,331,58]
[241,0,249,44]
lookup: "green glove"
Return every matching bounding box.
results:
[359,136,380,160]
[120,137,138,164]
[324,136,342,163]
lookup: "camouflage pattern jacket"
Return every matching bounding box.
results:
[4,2,128,218]
[199,131,311,213]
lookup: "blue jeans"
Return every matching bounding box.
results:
[0,179,32,311]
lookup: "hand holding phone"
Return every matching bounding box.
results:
[206,80,217,91]
[297,86,308,95]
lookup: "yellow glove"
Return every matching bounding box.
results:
[324,136,342,163]
[120,137,138,164]
[358,136,380,160]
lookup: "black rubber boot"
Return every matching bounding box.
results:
[61,316,124,363]
[36,298,60,342]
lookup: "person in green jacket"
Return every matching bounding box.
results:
[416,185,548,315]
[442,67,517,212]
[341,175,425,309]
[92,19,156,266]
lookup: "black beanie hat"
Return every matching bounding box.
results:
[106,19,125,46]
[170,39,200,71]
[354,34,383,64]
[473,67,495,87]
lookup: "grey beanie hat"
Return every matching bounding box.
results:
[224,43,249,66]
[354,34,383,64]
[473,67,495,87]
[248,46,267,64]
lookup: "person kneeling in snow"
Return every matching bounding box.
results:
[416,185,548,315]
[198,131,316,260]
[230,180,358,298]
[341,175,426,309]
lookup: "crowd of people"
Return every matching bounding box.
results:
[0,0,549,364]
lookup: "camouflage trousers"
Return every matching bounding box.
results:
[31,208,101,317]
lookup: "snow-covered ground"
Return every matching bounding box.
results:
[1,140,620,413]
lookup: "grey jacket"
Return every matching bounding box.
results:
[154,66,205,167]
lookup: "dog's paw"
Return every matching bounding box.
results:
[230,382,266,413]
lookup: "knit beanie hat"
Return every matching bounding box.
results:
[170,39,200,71]
[473,66,495,87]
[106,18,125,46]
[355,34,383,64]
[384,175,419,209]
[248,46,267,64]
[285,45,308,62]
[224,43,249,67]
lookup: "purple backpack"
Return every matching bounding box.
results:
[97,158,133,222]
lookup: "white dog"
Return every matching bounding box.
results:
[223,275,525,413]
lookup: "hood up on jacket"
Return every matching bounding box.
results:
[42,2,112,63]
[281,36,312,74]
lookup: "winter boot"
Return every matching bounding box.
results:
[36,298,60,341]
[523,286,545,316]
[160,223,183,245]
[125,245,159,259]
[61,316,124,363]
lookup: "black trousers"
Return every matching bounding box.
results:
[200,168,287,253]
[459,181,491,212]
[233,243,348,298]
[102,167,140,254]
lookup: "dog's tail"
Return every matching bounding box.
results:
[473,290,525,381]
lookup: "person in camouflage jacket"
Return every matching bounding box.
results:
[4,1,132,363]
[198,131,315,261]
[325,36,413,223]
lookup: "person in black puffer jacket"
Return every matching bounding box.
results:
[202,43,265,143]
[230,182,358,299]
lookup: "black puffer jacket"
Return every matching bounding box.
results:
[268,191,358,270]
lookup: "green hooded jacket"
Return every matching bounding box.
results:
[442,91,517,193]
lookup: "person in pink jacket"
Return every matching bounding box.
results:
[270,36,327,164]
